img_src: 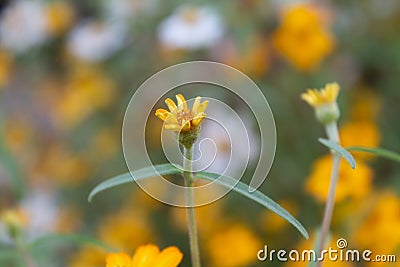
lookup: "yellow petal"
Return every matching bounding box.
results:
[132,244,160,267]
[106,252,132,267]
[181,121,191,132]
[196,100,209,114]
[192,112,206,127]
[191,97,201,115]
[165,98,178,115]
[153,247,183,267]
[165,124,182,132]
[176,94,187,111]
[155,109,170,122]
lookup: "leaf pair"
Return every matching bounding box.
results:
[88,165,309,239]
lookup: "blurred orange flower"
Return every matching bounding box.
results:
[206,223,261,267]
[273,4,334,71]
[106,244,183,267]
[0,50,12,88]
[55,65,116,129]
[353,191,400,255]
[45,1,74,35]
[98,210,154,252]
[304,154,373,203]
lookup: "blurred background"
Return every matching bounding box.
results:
[0,0,399,266]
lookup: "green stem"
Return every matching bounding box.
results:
[183,146,201,267]
[15,239,35,267]
[316,122,341,267]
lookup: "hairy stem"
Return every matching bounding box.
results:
[183,146,201,267]
[316,122,341,267]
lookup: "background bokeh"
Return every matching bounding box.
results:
[0,0,399,266]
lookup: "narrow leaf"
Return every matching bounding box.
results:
[196,171,309,239]
[88,164,181,202]
[28,233,116,251]
[347,146,400,163]
[318,138,356,169]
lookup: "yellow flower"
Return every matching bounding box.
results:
[106,244,183,267]
[1,208,28,239]
[155,94,208,132]
[340,121,381,160]
[106,252,132,267]
[98,210,153,252]
[206,224,261,267]
[272,4,334,71]
[301,82,340,124]
[55,65,116,129]
[45,1,74,35]
[69,246,106,267]
[353,191,400,255]
[0,50,12,88]
[304,154,373,203]
[301,82,340,107]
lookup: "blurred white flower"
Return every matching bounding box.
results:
[67,20,126,62]
[20,189,59,240]
[0,0,48,53]
[193,105,259,178]
[158,5,224,50]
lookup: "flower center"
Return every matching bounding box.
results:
[181,8,199,24]
[177,110,193,125]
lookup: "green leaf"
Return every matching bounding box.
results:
[318,138,356,169]
[28,233,116,252]
[347,146,400,163]
[195,171,309,239]
[88,164,181,202]
[0,247,18,260]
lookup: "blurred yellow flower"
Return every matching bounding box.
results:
[155,94,208,132]
[340,121,380,148]
[69,246,106,267]
[304,154,373,203]
[206,224,261,267]
[340,121,381,160]
[98,210,153,252]
[56,65,116,129]
[353,191,400,255]
[223,35,269,78]
[260,200,298,233]
[45,1,74,35]
[273,4,334,71]
[0,50,12,87]
[35,144,90,186]
[350,88,381,122]
[106,244,183,267]
[1,208,28,238]
[106,252,132,267]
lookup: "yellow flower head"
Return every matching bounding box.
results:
[301,82,339,107]
[301,82,340,124]
[155,94,208,132]
[1,208,28,239]
[106,244,183,267]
